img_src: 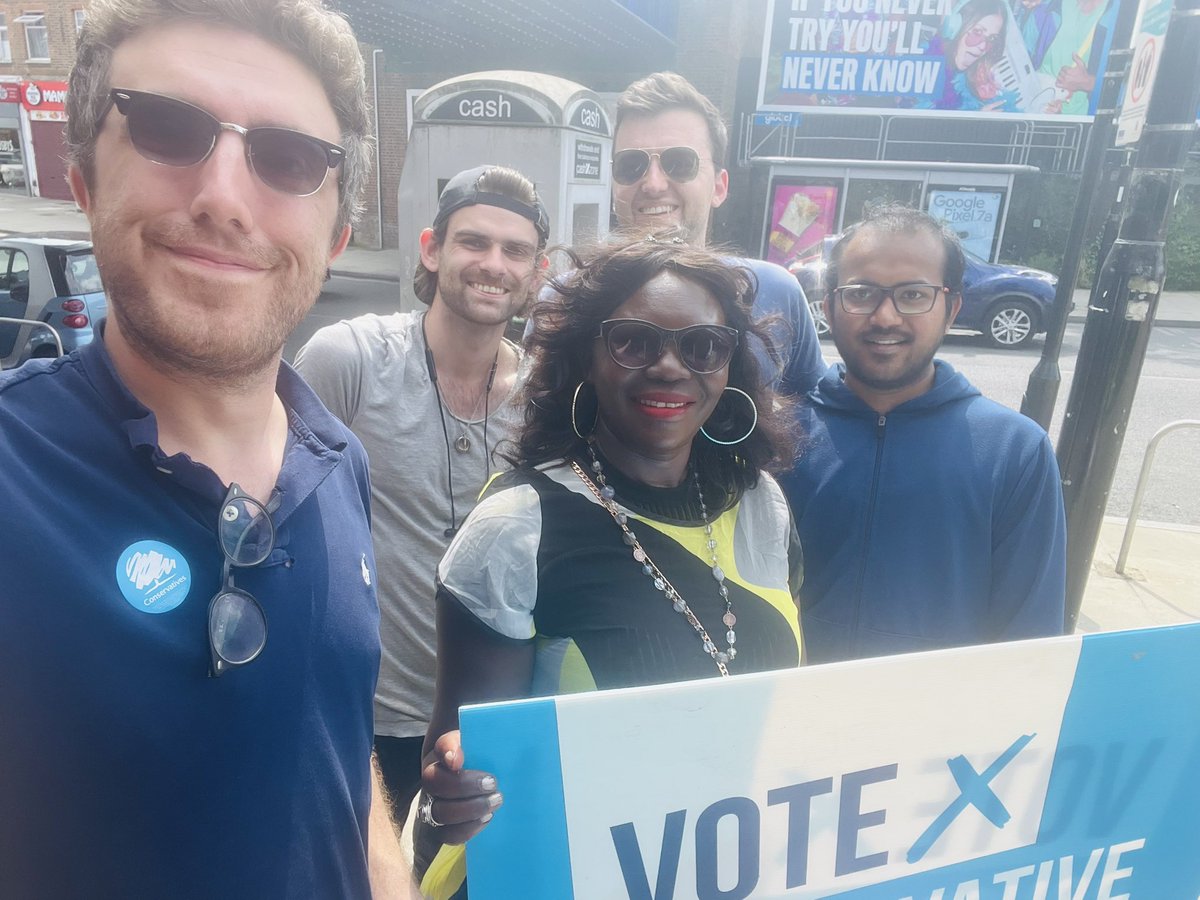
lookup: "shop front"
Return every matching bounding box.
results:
[0,81,28,195]
[19,80,71,201]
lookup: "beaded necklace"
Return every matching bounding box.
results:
[570,444,735,677]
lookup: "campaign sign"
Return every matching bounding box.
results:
[460,625,1200,898]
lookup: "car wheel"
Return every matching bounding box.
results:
[984,298,1037,349]
[808,298,830,337]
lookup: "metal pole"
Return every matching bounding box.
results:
[372,48,384,251]
[1057,0,1200,631]
[1115,421,1200,573]
[1019,29,1138,428]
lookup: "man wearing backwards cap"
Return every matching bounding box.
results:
[296,165,547,827]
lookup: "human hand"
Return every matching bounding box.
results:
[1056,53,1094,94]
[418,730,503,845]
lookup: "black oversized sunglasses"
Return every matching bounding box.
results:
[208,483,276,677]
[611,146,703,186]
[109,88,345,197]
[599,318,740,375]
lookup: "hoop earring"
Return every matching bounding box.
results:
[700,387,759,446]
[571,382,597,440]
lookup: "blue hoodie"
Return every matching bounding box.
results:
[780,360,1066,664]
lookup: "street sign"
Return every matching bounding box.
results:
[1116,0,1175,145]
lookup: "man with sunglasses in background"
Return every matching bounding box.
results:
[607,71,826,395]
[295,165,546,835]
[0,1,414,897]
[779,206,1066,665]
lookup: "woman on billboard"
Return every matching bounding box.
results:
[927,0,1022,111]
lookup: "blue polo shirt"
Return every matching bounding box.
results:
[0,338,381,899]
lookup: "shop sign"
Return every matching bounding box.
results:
[21,80,69,122]
[573,139,602,181]
[568,99,610,136]
[425,90,545,125]
[757,0,1126,121]
[0,83,21,104]
[461,624,1200,898]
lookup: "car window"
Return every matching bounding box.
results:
[0,248,30,298]
[61,250,103,294]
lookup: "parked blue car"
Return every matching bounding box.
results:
[789,235,1058,349]
[0,234,106,369]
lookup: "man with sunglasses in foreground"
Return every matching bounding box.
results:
[779,206,1067,664]
[0,1,413,897]
[608,71,826,395]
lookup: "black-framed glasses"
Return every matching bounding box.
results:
[109,88,345,197]
[611,147,703,186]
[833,283,951,316]
[599,318,739,375]
[208,483,275,677]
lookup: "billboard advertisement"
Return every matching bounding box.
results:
[927,187,1005,258]
[460,624,1200,898]
[764,182,840,266]
[757,0,1122,120]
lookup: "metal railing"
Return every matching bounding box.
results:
[0,317,63,370]
[1115,420,1200,575]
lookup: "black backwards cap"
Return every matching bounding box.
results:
[432,165,550,247]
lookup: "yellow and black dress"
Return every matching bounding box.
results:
[416,452,803,898]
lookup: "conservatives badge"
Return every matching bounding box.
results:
[116,540,192,614]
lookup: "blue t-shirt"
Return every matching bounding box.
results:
[0,340,381,899]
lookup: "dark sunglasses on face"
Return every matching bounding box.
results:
[109,88,346,197]
[208,483,275,677]
[833,283,951,316]
[611,146,703,186]
[599,318,740,375]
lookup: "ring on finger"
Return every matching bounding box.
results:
[418,791,444,828]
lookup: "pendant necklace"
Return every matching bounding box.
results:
[571,443,735,677]
[441,355,498,454]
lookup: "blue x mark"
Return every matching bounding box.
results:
[907,732,1037,864]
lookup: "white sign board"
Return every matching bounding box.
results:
[460,624,1200,898]
[1116,0,1174,146]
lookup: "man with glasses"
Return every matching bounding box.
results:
[779,206,1066,664]
[608,71,826,395]
[295,165,546,834]
[0,0,413,897]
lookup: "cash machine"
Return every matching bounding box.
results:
[396,71,612,309]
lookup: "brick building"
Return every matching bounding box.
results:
[0,3,81,198]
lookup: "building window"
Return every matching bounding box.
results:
[74,9,85,36]
[0,15,11,64]
[16,12,49,61]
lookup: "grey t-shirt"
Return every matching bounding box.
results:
[295,311,524,737]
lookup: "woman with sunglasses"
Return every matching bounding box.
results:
[926,0,1020,112]
[413,233,803,897]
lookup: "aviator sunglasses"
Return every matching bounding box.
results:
[611,146,703,186]
[600,318,740,375]
[208,483,276,677]
[109,88,346,197]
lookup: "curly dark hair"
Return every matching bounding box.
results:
[513,230,797,496]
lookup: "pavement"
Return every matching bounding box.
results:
[2,191,1196,637]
